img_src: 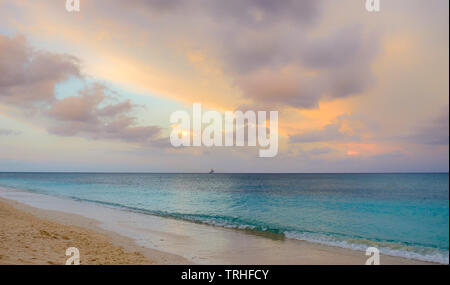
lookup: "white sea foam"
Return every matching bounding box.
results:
[284,231,449,264]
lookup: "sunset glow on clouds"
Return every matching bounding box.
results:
[0,0,448,172]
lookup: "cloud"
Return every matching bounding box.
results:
[290,119,361,144]
[300,25,376,69]
[400,109,449,146]
[237,67,319,109]
[208,0,320,73]
[78,0,375,110]
[48,85,105,123]
[308,147,333,156]
[0,129,20,136]
[0,34,163,146]
[0,34,80,109]
[47,84,162,144]
[119,0,319,26]
[235,25,378,109]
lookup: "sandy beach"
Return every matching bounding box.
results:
[0,193,436,265]
[0,198,154,265]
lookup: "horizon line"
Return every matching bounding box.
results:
[0,171,448,174]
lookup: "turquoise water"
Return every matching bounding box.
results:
[0,173,448,263]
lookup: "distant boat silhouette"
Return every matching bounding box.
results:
[209,169,215,174]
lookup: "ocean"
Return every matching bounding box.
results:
[0,172,448,264]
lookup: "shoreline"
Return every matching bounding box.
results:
[0,197,190,265]
[0,197,151,265]
[0,187,440,265]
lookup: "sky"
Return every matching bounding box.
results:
[0,0,448,173]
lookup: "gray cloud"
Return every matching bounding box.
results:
[47,84,162,144]
[91,0,378,109]
[0,34,80,109]
[400,109,449,146]
[290,120,361,144]
[0,34,163,146]
[0,129,21,136]
[300,25,376,69]
[308,147,333,155]
[117,0,319,25]
[208,5,377,108]
[235,25,378,108]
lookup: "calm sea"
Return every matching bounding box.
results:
[0,172,448,263]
